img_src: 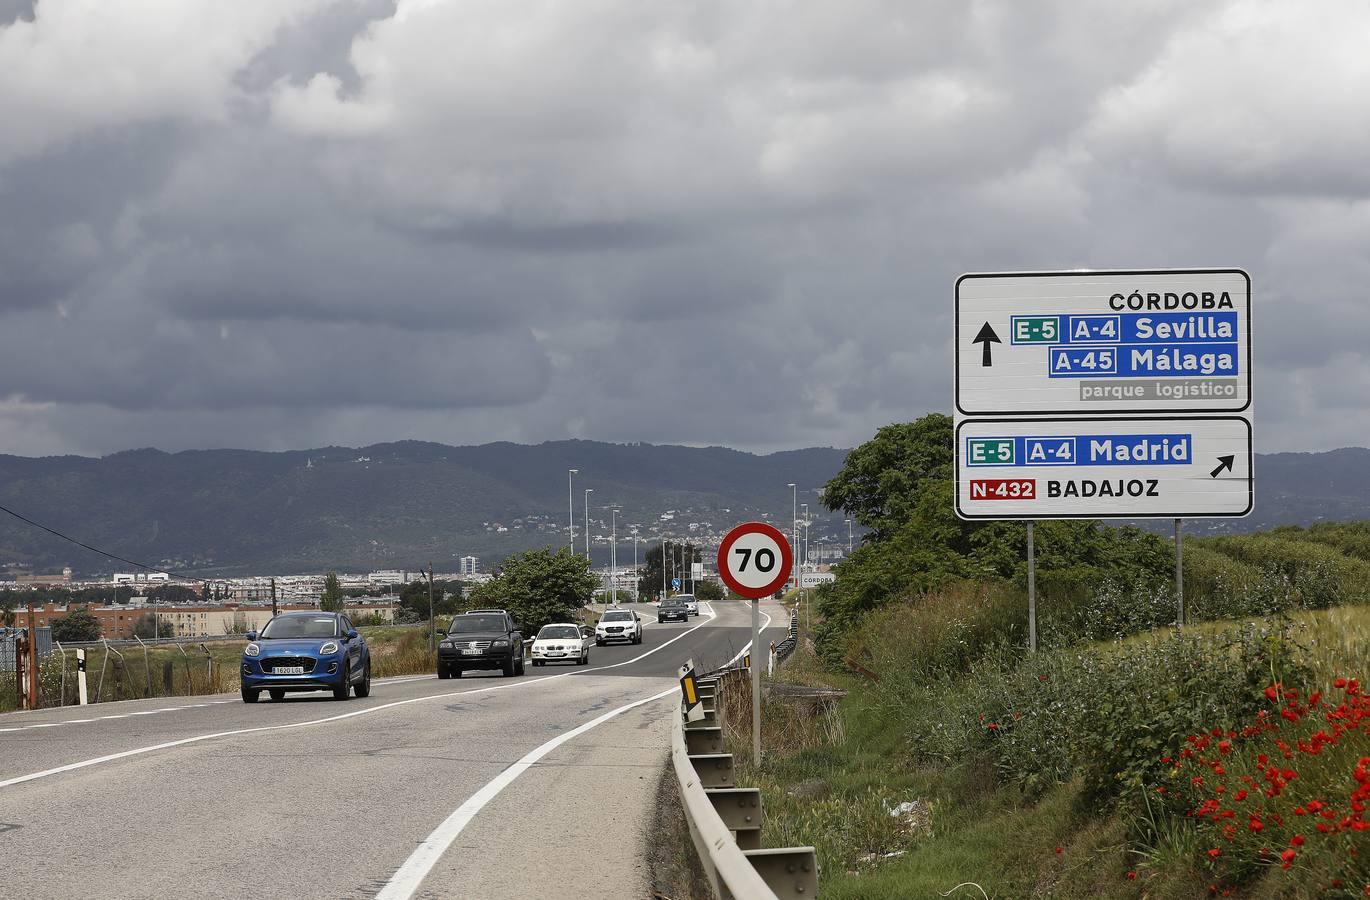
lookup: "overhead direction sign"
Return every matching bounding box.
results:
[956,269,1250,416]
[956,416,1252,519]
[717,522,793,600]
[953,268,1252,522]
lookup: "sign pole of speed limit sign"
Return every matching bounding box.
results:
[717,522,793,762]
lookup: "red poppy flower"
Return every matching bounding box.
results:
[1290,835,1305,847]
[1126,871,1136,880]
[1208,848,1221,858]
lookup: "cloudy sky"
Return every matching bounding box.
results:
[0,0,1365,458]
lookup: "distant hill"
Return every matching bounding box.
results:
[0,440,1365,575]
[0,440,848,576]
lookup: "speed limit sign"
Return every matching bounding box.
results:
[717,522,794,600]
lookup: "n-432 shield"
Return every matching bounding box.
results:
[956,416,1252,520]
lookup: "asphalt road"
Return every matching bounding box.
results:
[0,599,788,899]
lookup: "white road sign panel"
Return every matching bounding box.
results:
[955,417,1252,519]
[956,269,1250,416]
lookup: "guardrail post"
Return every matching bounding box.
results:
[743,848,819,898]
[706,787,764,850]
[162,659,174,695]
[689,753,736,788]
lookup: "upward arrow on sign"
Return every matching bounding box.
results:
[972,322,1001,367]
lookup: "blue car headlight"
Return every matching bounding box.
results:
[319,641,340,655]
[244,642,260,657]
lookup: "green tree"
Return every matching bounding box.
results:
[0,596,16,628]
[320,572,345,612]
[50,606,101,642]
[467,548,598,633]
[822,414,954,541]
[397,579,465,622]
[147,584,199,606]
[132,612,174,638]
[693,580,724,604]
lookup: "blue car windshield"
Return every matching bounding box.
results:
[260,616,339,639]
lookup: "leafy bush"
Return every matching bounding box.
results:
[1203,536,1370,610]
[904,622,1311,807]
[1165,677,1369,893]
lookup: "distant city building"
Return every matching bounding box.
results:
[459,556,480,577]
[112,572,169,585]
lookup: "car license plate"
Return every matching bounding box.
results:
[275,666,304,675]
[462,648,483,656]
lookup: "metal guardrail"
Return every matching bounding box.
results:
[670,667,819,899]
[772,610,800,664]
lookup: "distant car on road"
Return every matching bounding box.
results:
[438,610,524,678]
[595,608,642,645]
[241,611,371,703]
[531,623,592,666]
[658,599,688,624]
[678,594,700,617]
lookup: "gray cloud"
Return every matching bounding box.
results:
[0,0,1367,459]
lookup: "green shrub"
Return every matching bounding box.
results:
[1203,535,1370,610]
[903,622,1311,808]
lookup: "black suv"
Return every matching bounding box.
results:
[658,599,688,623]
[437,609,524,678]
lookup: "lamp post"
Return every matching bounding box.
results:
[609,506,619,605]
[583,488,593,559]
[661,536,668,599]
[801,503,810,568]
[788,483,797,590]
[568,469,578,552]
[846,518,853,555]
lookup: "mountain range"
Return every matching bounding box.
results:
[0,440,1366,576]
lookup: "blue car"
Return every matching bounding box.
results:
[240,611,371,703]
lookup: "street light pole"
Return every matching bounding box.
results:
[583,488,593,559]
[426,562,435,652]
[610,507,618,606]
[568,469,578,553]
[846,518,853,555]
[661,537,668,599]
[788,483,797,590]
[801,503,809,568]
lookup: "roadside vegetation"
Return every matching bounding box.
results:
[727,414,1370,898]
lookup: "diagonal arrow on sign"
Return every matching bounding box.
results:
[1209,455,1235,478]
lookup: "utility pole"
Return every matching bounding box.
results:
[661,537,668,599]
[801,504,809,569]
[846,519,853,555]
[567,469,578,552]
[270,578,278,618]
[427,562,435,652]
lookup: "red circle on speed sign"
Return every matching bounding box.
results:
[716,522,794,600]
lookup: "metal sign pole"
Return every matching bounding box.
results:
[751,595,761,761]
[1027,521,1037,653]
[1175,518,1184,628]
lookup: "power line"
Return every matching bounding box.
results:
[0,502,207,584]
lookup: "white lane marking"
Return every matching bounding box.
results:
[64,719,96,724]
[375,686,677,900]
[26,723,62,729]
[130,711,160,716]
[99,715,128,720]
[0,607,732,788]
[0,728,19,733]
[725,606,774,666]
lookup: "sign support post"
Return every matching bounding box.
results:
[1175,518,1184,629]
[716,521,794,765]
[1026,521,1037,653]
[751,595,761,760]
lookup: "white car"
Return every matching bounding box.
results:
[595,608,642,645]
[531,623,592,667]
[679,594,700,617]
